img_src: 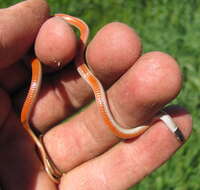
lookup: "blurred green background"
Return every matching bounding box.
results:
[2,0,200,189]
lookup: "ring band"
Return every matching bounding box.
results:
[158,110,185,142]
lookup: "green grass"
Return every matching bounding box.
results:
[2,0,200,189]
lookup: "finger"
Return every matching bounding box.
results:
[15,22,142,132]
[43,51,182,172]
[35,16,78,68]
[59,107,192,190]
[86,22,142,85]
[0,0,49,69]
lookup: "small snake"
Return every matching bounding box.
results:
[21,14,185,183]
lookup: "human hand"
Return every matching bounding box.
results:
[0,0,192,189]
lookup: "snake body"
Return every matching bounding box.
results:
[21,14,184,183]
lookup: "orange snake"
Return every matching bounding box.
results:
[21,14,185,183]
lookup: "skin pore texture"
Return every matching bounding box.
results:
[0,0,192,189]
